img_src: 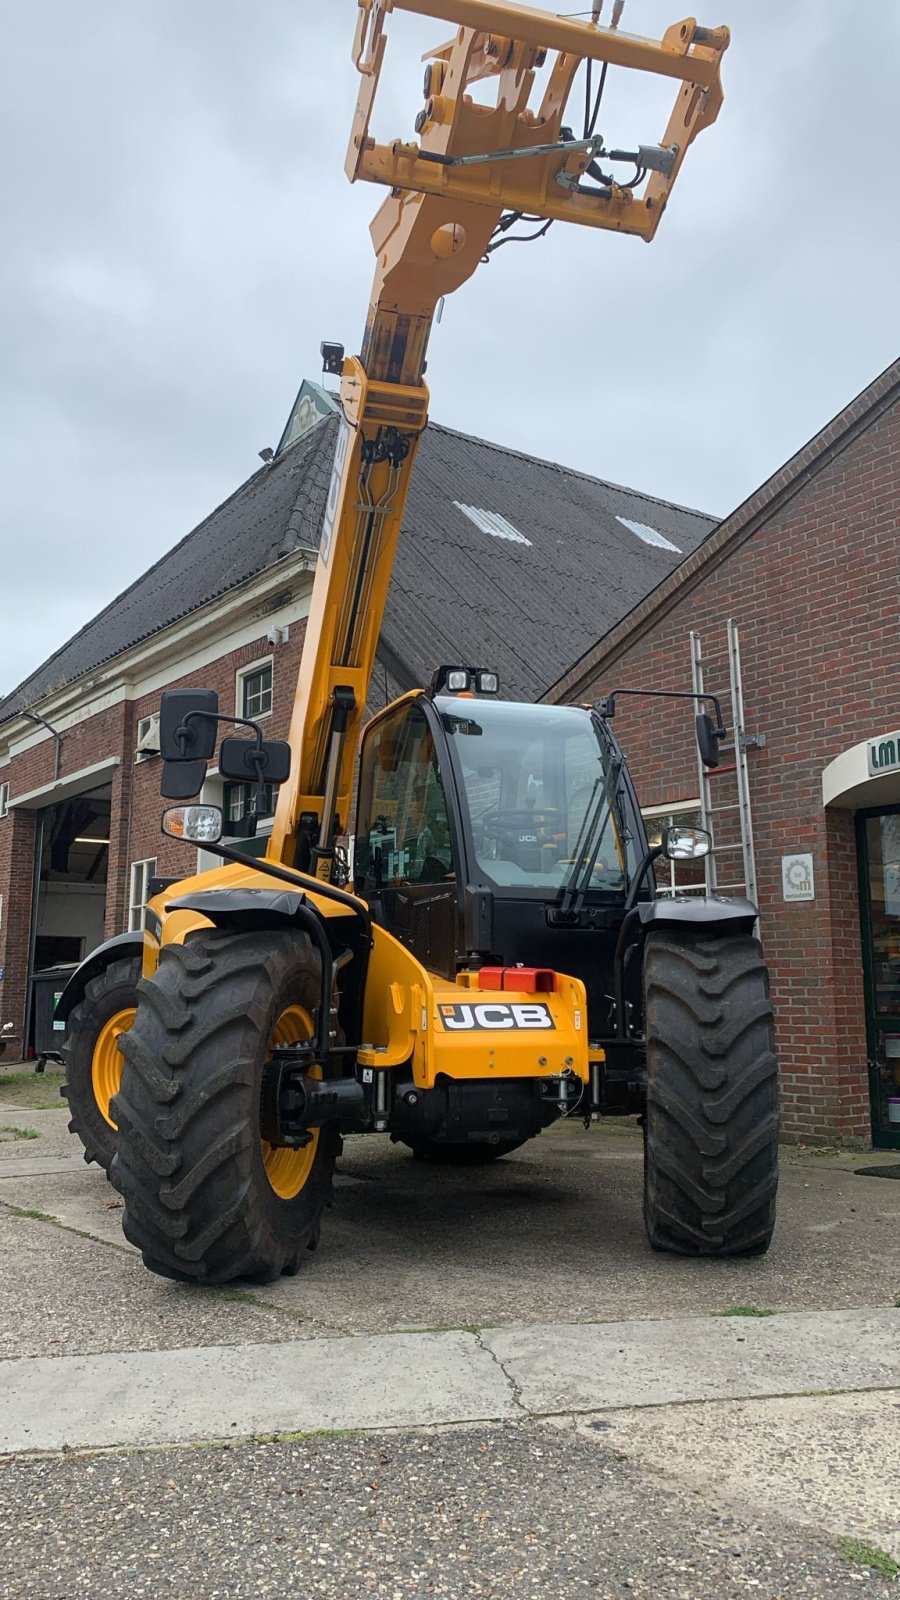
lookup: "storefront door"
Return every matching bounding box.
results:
[856,805,900,1149]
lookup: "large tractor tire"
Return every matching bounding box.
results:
[109,928,340,1284]
[401,1137,528,1166]
[62,956,141,1172]
[642,930,778,1257]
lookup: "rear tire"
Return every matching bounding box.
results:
[109,928,340,1284]
[402,1137,528,1166]
[642,931,778,1257]
[62,957,141,1172]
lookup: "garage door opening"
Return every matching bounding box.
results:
[27,783,111,1054]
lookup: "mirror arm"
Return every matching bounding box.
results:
[599,687,726,738]
[624,842,664,913]
[175,709,265,757]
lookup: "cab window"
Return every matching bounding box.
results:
[356,704,456,889]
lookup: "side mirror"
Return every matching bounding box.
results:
[160,759,209,800]
[159,689,219,799]
[663,825,711,860]
[696,713,721,770]
[159,689,219,760]
[219,737,291,784]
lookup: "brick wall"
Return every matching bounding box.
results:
[0,621,310,1043]
[550,391,900,1144]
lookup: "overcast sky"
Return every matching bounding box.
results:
[1,0,897,699]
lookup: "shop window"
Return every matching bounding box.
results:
[642,801,705,897]
[0,782,9,819]
[128,858,157,932]
[238,661,273,721]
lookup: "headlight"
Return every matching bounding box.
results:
[162,805,224,843]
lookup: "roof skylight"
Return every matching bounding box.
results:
[616,516,681,554]
[454,503,532,547]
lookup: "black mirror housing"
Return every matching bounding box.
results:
[160,758,209,799]
[696,713,721,770]
[159,689,219,761]
[219,737,291,784]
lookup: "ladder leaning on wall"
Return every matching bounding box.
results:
[690,619,764,906]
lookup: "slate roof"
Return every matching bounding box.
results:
[0,413,716,724]
[546,355,900,704]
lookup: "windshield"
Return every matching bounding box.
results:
[439,697,634,895]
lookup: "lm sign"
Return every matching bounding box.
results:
[868,732,900,777]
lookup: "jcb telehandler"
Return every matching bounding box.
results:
[60,0,778,1282]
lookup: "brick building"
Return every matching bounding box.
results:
[0,381,714,1054]
[547,358,900,1150]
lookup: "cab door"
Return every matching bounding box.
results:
[355,700,462,978]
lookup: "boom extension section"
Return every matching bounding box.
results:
[269,0,728,880]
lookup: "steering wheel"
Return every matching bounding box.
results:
[477,807,560,845]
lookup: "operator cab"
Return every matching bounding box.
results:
[355,690,649,1030]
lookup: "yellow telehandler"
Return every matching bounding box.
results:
[60,0,778,1282]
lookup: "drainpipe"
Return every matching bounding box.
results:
[19,710,62,1055]
[21,709,63,782]
[22,810,45,1059]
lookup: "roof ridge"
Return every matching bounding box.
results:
[0,418,333,719]
[426,417,716,523]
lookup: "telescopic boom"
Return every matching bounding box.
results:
[268,0,728,879]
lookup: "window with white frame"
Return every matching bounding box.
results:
[642,801,706,897]
[134,712,161,762]
[238,660,273,721]
[223,781,279,829]
[128,858,157,931]
[0,782,9,819]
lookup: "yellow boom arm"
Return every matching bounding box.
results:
[269,0,728,878]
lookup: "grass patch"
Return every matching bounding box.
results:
[200,1283,267,1308]
[837,1535,900,1579]
[7,1206,55,1223]
[0,1124,39,1141]
[714,1305,777,1318]
[0,1070,66,1111]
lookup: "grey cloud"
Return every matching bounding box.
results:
[1,0,897,695]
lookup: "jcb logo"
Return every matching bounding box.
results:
[320,420,351,565]
[438,1002,555,1032]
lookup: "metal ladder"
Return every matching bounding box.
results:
[690,619,763,905]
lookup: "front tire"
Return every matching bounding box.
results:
[109,928,339,1284]
[62,957,141,1172]
[642,931,778,1257]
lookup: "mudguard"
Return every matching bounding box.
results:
[54,931,144,1024]
[165,888,311,925]
[638,895,758,937]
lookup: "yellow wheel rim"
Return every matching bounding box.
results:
[261,1004,320,1200]
[92,1008,137,1129]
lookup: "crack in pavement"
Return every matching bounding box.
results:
[474,1329,527,1414]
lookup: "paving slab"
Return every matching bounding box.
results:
[2,1306,898,1457]
[566,1389,900,1561]
[0,1104,75,1162]
[0,1212,323,1361]
[483,1306,900,1412]
[0,1329,517,1454]
[2,1117,899,1351]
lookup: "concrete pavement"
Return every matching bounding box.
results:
[1,1308,898,1456]
[2,1078,900,1596]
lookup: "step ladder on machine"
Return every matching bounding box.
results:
[690,619,764,908]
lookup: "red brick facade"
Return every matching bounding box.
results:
[549,366,900,1146]
[0,617,309,1049]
